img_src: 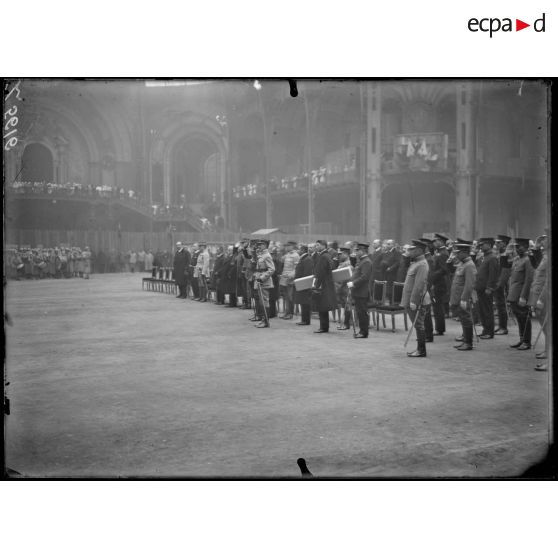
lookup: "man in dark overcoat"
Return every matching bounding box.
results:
[313,239,337,333]
[173,241,190,299]
[294,244,314,326]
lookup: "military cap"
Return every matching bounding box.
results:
[512,238,530,248]
[356,241,370,250]
[419,237,434,245]
[455,238,473,245]
[496,234,511,244]
[286,240,297,246]
[339,247,351,253]
[454,243,473,252]
[434,233,449,242]
[316,239,327,246]
[477,237,494,245]
[410,239,428,249]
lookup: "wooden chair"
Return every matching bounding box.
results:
[374,281,408,332]
[367,280,387,328]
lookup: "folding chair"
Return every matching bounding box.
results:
[374,281,408,332]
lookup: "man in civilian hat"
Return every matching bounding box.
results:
[401,240,431,357]
[313,239,337,333]
[474,238,499,339]
[346,242,372,338]
[431,233,450,336]
[494,234,512,334]
[279,240,300,320]
[294,243,314,326]
[173,241,190,299]
[450,241,477,351]
[507,238,534,350]
[253,239,275,328]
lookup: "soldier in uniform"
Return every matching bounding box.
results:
[401,240,431,357]
[431,233,449,336]
[507,238,534,350]
[494,235,512,335]
[419,238,436,343]
[335,247,353,328]
[173,241,190,299]
[474,238,499,339]
[212,245,226,305]
[346,242,372,338]
[294,244,314,326]
[451,241,477,351]
[196,241,211,302]
[253,239,275,328]
[528,233,548,371]
[313,240,337,333]
[190,243,201,300]
[279,240,299,319]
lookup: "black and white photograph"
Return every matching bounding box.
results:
[3,78,553,478]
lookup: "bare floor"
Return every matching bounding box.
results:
[4,274,551,477]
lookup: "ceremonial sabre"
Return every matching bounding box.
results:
[256,280,270,326]
[348,288,357,337]
[403,292,426,348]
[532,312,547,352]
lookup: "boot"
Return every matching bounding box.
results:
[457,326,473,350]
[408,331,426,357]
[256,307,270,328]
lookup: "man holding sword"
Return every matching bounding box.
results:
[450,241,478,351]
[401,240,431,357]
[346,242,373,338]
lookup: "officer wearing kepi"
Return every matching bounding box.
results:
[450,241,477,351]
[430,233,450,336]
[253,239,275,329]
[493,234,512,335]
[401,239,431,357]
[507,238,534,350]
[346,242,372,338]
[474,237,499,339]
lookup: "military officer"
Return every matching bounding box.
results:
[401,240,431,357]
[196,241,211,302]
[190,243,201,299]
[431,233,449,336]
[253,239,275,328]
[335,247,353,329]
[494,234,512,335]
[451,241,477,351]
[346,242,372,338]
[528,233,548,371]
[507,238,534,350]
[474,238,499,339]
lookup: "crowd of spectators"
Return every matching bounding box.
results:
[231,159,358,199]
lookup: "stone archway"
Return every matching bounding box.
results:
[159,113,229,221]
[21,142,55,182]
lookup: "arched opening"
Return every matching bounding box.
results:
[21,143,54,182]
[170,136,219,214]
[381,180,455,241]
